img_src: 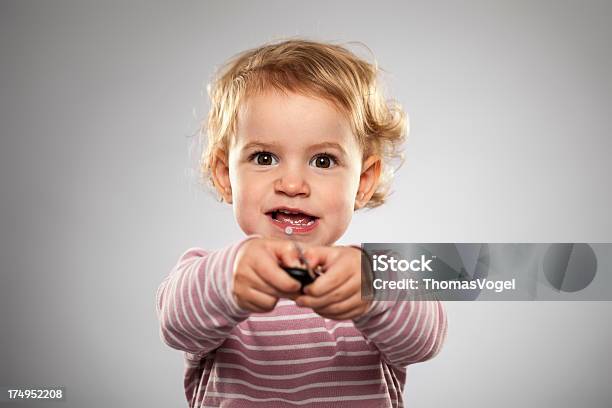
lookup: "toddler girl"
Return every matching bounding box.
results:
[156,38,447,407]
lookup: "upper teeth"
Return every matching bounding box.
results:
[278,209,301,215]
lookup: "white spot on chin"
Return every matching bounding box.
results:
[285,227,293,235]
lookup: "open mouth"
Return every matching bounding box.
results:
[265,207,319,229]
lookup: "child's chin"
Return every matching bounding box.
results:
[267,228,324,244]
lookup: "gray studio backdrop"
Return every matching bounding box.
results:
[1,1,611,407]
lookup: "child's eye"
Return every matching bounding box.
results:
[249,151,278,166]
[309,153,338,169]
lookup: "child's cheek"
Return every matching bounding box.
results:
[234,201,267,237]
[231,176,264,236]
[322,186,355,231]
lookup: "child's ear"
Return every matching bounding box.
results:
[355,155,382,210]
[211,148,233,204]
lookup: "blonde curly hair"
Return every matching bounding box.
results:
[200,38,407,209]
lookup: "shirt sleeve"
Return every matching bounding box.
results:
[348,244,448,368]
[155,235,260,359]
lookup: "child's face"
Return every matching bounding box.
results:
[218,90,376,246]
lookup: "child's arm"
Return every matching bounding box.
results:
[352,245,448,367]
[156,236,302,359]
[297,245,448,368]
[155,238,255,359]
[352,298,447,368]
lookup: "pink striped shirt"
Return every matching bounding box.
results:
[156,237,447,407]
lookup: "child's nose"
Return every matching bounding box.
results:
[274,171,310,197]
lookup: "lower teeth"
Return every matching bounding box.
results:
[271,212,316,227]
[274,219,315,227]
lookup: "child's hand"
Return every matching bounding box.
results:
[232,238,303,313]
[295,246,371,321]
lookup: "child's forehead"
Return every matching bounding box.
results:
[234,90,357,148]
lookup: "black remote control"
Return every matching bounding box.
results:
[282,266,315,288]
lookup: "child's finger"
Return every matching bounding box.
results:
[302,246,337,270]
[314,291,362,317]
[243,287,279,312]
[273,240,305,269]
[240,299,268,314]
[243,271,287,298]
[303,261,352,298]
[297,275,359,309]
[247,266,298,299]
[252,250,302,294]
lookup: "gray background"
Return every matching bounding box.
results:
[1,0,611,407]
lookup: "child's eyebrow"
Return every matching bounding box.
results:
[307,142,347,156]
[240,141,347,156]
[241,141,281,151]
